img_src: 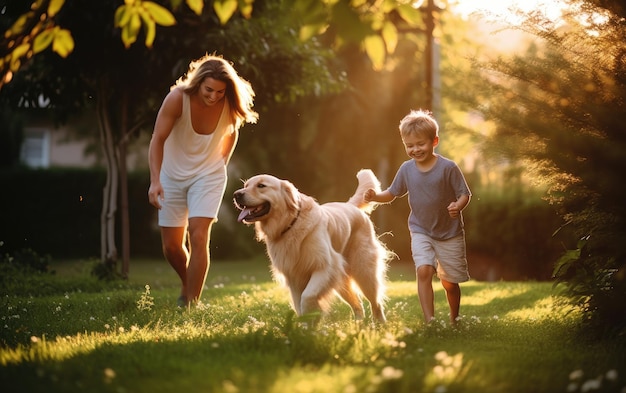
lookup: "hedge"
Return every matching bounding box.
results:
[0,168,262,261]
[0,168,568,280]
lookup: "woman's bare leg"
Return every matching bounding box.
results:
[161,226,189,301]
[185,217,213,303]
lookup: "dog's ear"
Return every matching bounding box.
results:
[281,180,300,211]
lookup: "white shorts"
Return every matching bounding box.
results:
[158,166,227,227]
[410,232,470,283]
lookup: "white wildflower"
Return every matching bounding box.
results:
[103,367,116,384]
[381,366,403,380]
[606,369,618,381]
[434,385,447,393]
[435,351,449,361]
[566,382,578,392]
[581,377,602,392]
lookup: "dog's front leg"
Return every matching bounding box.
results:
[300,270,333,316]
[288,286,303,316]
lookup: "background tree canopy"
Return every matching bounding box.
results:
[453,0,626,334]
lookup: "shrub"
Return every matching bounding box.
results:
[0,246,52,273]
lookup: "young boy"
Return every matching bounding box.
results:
[364,109,471,325]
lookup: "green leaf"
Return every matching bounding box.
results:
[238,0,254,19]
[143,1,176,26]
[10,43,30,70]
[138,8,156,47]
[9,57,21,73]
[121,25,134,48]
[363,34,385,70]
[292,0,328,28]
[330,0,371,43]
[51,28,74,57]
[381,0,398,13]
[186,0,203,15]
[129,12,142,37]
[33,29,54,54]
[121,12,141,48]
[552,247,581,277]
[396,3,422,26]
[299,23,326,41]
[381,20,397,54]
[6,14,30,37]
[114,5,131,28]
[47,0,65,17]
[213,0,238,25]
[144,20,156,47]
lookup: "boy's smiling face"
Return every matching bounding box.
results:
[402,133,439,164]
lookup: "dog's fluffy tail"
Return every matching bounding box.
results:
[348,169,382,214]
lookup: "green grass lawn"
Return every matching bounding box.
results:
[1,258,625,393]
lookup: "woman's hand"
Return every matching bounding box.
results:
[148,182,164,209]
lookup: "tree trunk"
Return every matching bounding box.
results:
[96,81,118,266]
[119,93,130,279]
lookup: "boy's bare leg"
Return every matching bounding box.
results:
[441,279,461,324]
[416,265,436,322]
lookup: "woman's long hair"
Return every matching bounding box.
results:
[173,54,258,130]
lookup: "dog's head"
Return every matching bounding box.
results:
[233,175,300,224]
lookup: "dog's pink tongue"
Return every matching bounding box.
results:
[237,207,252,222]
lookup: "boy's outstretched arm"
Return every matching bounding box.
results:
[364,189,396,204]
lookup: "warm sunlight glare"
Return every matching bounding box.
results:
[463,286,529,306]
[505,297,556,320]
[451,0,567,24]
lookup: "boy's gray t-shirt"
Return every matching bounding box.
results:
[388,155,471,240]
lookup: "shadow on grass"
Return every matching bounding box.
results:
[2,333,288,392]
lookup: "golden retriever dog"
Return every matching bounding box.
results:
[233,169,391,323]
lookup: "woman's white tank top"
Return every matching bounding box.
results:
[162,90,232,180]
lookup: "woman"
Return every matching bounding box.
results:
[148,54,258,307]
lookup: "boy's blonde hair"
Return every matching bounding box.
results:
[399,109,439,141]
